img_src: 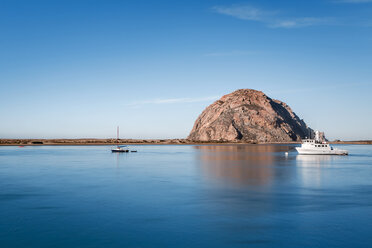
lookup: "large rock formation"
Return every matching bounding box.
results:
[188,89,312,143]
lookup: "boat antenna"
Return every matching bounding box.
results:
[117,126,119,147]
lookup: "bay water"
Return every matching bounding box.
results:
[0,144,372,247]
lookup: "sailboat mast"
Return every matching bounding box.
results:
[117,126,119,146]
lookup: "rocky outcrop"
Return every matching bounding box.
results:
[188,89,312,143]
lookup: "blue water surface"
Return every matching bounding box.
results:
[0,144,371,248]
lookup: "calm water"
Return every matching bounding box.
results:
[1,144,372,248]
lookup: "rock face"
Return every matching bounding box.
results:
[188,89,312,143]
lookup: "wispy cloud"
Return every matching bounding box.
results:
[269,17,333,28]
[212,5,333,28]
[126,96,219,107]
[212,5,275,21]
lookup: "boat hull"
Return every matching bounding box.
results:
[295,147,348,155]
[111,149,129,153]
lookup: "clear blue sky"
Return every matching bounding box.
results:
[1,0,371,140]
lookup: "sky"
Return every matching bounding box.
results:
[0,0,371,140]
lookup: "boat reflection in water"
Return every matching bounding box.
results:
[194,145,292,186]
[296,154,338,167]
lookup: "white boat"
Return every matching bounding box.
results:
[295,131,348,155]
[111,126,129,153]
[111,146,129,153]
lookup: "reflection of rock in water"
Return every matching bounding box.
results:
[195,145,290,186]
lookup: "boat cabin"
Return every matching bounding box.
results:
[301,139,332,150]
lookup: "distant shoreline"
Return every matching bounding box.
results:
[0,138,286,146]
[0,139,371,146]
